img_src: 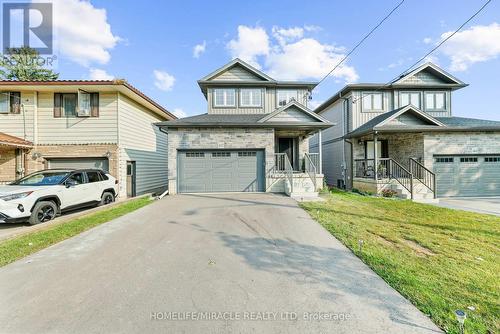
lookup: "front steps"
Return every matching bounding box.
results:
[390,179,438,203]
[269,172,320,201]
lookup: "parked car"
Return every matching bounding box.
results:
[0,169,118,225]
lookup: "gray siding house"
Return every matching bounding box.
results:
[311,63,500,199]
[158,59,332,198]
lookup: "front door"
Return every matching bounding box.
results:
[278,138,295,170]
[365,140,388,159]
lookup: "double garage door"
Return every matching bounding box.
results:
[435,155,500,197]
[178,150,264,193]
[47,158,109,172]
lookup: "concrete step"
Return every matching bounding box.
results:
[290,192,320,201]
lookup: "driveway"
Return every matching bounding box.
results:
[0,193,440,334]
[435,197,500,216]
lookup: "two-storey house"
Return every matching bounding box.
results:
[0,80,175,198]
[312,63,500,199]
[157,59,332,198]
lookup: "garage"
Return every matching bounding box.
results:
[47,158,109,172]
[177,150,264,193]
[434,155,500,197]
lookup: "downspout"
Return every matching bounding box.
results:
[345,138,353,190]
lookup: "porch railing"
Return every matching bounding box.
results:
[274,153,293,193]
[307,153,320,173]
[354,158,413,198]
[409,158,436,198]
[304,153,317,191]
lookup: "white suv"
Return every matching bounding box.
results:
[0,169,118,225]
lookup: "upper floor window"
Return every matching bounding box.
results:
[425,92,446,111]
[400,92,420,108]
[54,92,99,118]
[362,92,383,111]
[0,92,21,114]
[277,90,297,107]
[240,88,262,107]
[214,88,236,107]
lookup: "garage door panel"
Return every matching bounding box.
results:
[178,150,264,193]
[48,158,109,172]
[435,155,500,197]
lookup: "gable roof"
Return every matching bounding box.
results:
[259,101,329,123]
[0,80,176,120]
[392,62,466,86]
[199,58,275,82]
[315,62,467,114]
[346,105,444,137]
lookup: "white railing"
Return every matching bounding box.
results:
[283,154,294,194]
[304,153,317,191]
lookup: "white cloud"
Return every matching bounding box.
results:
[438,23,500,71]
[39,0,120,66]
[266,38,358,82]
[153,70,175,91]
[172,108,187,118]
[226,25,358,82]
[423,37,433,44]
[193,41,207,58]
[88,68,114,80]
[227,25,269,68]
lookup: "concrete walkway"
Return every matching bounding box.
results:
[434,197,500,216]
[0,193,441,333]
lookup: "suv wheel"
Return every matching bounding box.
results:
[100,192,115,206]
[29,201,58,225]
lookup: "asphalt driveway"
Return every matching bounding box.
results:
[435,197,500,216]
[0,193,441,334]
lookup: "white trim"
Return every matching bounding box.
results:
[213,88,236,107]
[376,105,445,128]
[239,88,262,107]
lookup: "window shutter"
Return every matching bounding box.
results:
[10,92,21,114]
[90,93,99,117]
[54,93,62,117]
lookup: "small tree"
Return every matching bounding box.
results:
[0,47,59,81]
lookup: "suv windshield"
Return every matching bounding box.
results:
[13,171,71,186]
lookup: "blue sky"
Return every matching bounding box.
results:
[6,0,500,120]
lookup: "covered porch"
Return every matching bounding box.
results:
[0,132,33,184]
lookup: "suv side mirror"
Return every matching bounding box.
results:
[65,179,77,188]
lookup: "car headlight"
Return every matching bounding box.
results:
[0,191,33,201]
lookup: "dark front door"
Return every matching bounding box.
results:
[278,138,295,170]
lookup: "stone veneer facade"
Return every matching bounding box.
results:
[0,148,17,183]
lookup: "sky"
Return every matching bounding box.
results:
[2,0,500,120]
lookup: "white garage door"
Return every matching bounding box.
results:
[435,155,500,197]
[47,158,109,172]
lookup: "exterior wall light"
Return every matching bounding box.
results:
[32,152,42,160]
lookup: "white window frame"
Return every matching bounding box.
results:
[399,91,421,108]
[425,91,447,111]
[62,93,78,117]
[213,88,236,107]
[77,89,91,117]
[361,92,384,112]
[277,89,298,107]
[0,93,9,114]
[240,88,262,107]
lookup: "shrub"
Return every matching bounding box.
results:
[381,189,398,198]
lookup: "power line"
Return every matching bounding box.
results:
[314,0,405,89]
[351,0,492,104]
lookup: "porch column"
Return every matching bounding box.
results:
[373,133,378,181]
[318,130,323,174]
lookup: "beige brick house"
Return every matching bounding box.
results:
[0,80,175,198]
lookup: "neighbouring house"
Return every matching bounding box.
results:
[157,58,332,199]
[311,62,500,200]
[0,80,175,198]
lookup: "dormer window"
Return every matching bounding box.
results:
[362,92,383,111]
[214,88,236,107]
[240,88,262,107]
[425,92,446,111]
[277,90,298,107]
[400,92,421,108]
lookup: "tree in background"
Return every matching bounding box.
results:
[0,47,59,81]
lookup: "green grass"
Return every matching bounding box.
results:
[0,197,152,267]
[300,189,500,334]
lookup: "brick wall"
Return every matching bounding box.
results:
[26,144,119,179]
[0,148,16,183]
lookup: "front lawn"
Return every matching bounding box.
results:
[0,197,152,267]
[300,190,499,334]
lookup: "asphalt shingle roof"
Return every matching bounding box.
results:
[436,116,500,127]
[156,113,264,126]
